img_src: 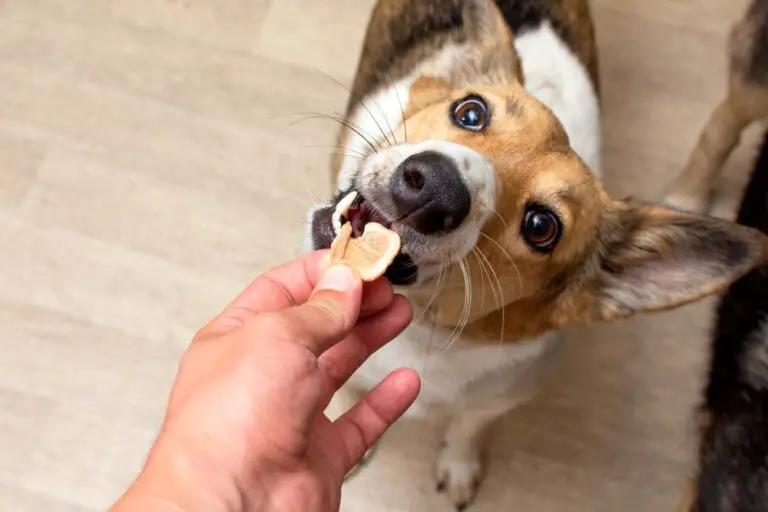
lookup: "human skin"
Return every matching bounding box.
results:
[112,252,421,512]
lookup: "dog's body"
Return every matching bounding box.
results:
[328,3,602,506]
[306,1,765,509]
[686,130,768,512]
[663,2,768,511]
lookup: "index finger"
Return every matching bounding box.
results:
[196,250,331,340]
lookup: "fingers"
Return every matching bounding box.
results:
[319,295,413,400]
[196,253,395,342]
[273,265,364,355]
[359,278,394,318]
[334,369,421,475]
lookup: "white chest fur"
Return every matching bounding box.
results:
[348,322,562,415]
[516,22,601,175]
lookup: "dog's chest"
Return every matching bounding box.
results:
[350,321,560,411]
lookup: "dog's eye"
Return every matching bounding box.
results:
[522,206,562,253]
[450,95,489,132]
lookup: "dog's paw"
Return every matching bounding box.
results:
[434,443,484,511]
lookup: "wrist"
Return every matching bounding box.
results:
[112,431,260,512]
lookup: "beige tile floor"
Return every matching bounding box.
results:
[0,0,763,511]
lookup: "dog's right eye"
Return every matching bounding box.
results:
[521,205,562,253]
[450,95,490,132]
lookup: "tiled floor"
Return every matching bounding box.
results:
[0,0,761,510]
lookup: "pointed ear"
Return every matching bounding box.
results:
[463,0,512,44]
[579,203,766,322]
[459,0,523,84]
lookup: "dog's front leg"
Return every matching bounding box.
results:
[434,344,557,511]
[435,397,521,511]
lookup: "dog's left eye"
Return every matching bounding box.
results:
[451,95,489,132]
[521,206,562,253]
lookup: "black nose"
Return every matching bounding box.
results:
[390,151,472,234]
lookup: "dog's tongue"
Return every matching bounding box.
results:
[347,202,393,237]
[347,205,366,236]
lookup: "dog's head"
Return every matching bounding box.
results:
[307,0,764,337]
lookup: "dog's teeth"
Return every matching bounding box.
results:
[333,191,358,233]
[339,191,358,216]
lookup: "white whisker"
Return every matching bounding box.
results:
[417,264,447,323]
[471,250,487,311]
[289,112,381,154]
[300,144,369,159]
[474,246,507,353]
[421,266,446,374]
[312,69,393,148]
[443,258,472,352]
[480,232,524,296]
[487,206,510,233]
[389,71,408,144]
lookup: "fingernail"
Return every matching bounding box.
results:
[316,264,357,293]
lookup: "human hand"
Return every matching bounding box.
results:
[113,251,420,512]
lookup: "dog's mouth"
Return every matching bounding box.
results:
[313,191,418,285]
[332,191,392,237]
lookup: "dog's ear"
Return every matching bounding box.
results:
[573,203,765,322]
[458,0,523,85]
[463,0,511,44]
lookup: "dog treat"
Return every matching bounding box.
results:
[330,222,401,282]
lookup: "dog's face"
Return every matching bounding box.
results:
[312,79,604,288]
[310,0,597,284]
[307,0,764,337]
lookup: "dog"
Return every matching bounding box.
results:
[663,2,768,511]
[664,0,768,215]
[680,129,768,511]
[305,0,766,509]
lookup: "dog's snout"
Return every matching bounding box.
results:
[390,151,471,234]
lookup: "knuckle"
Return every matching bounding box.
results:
[308,294,348,326]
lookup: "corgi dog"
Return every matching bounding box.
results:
[664,0,768,215]
[305,0,766,508]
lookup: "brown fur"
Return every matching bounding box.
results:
[409,198,765,343]
[381,2,765,343]
[677,485,696,512]
[331,0,599,179]
[332,0,767,347]
[318,5,768,508]
[664,0,768,214]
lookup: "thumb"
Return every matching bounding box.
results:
[278,264,363,355]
